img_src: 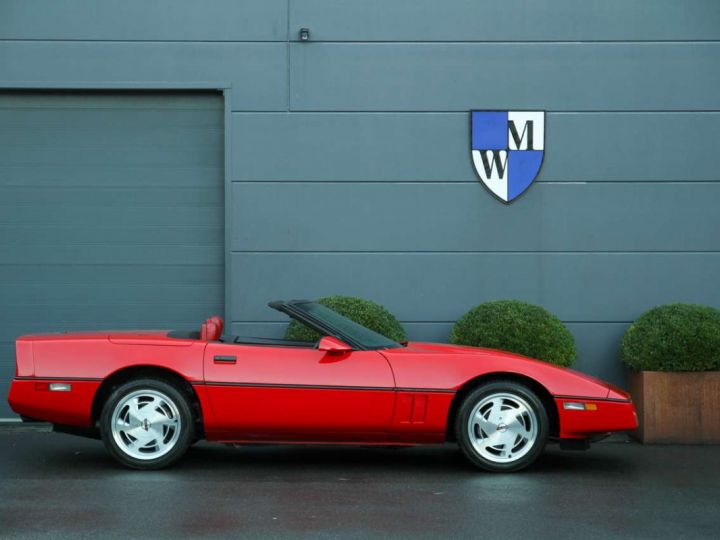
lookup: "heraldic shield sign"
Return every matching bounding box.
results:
[471,111,545,203]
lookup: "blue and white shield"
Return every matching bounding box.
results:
[471,111,545,203]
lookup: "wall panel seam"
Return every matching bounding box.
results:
[229,320,633,325]
[0,39,286,44]
[229,110,720,114]
[4,40,718,44]
[229,250,720,254]
[286,40,720,45]
[228,180,720,185]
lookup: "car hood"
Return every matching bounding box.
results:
[384,342,629,400]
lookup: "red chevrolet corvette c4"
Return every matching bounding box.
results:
[8,300,637,472]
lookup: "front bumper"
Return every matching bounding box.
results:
[555,397,638,439]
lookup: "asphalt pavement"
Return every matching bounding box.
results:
[0,425,718,539]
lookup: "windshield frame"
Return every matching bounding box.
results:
[268,300,402,351]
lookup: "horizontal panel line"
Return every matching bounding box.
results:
[0,243,223,247]
[233,110,720,114]
[287,40,720,45]
[0,39,285,44]
[0,165,223,170]
[230,250,720,254]
[0,284,221,287]
[0,263,224,267]
[0,211,223,214]
[0,288,221,291]
[0,185,222,189]
[0,187,221,191]
[2,144,220,150]
[0,165,223,169]
[0,82,233,91]
[0,210,223,214]
[230,180,720,185]
[229,320,632,325]
[0,225,222,229]
[2,39,719,45]
[0,106,223,112]
[1,303,222,306]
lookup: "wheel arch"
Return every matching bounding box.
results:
[91,365,205,438]
[445,372,559,442]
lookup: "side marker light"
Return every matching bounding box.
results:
[563,402,597,411]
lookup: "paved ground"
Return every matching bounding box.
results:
[0,426,718,539]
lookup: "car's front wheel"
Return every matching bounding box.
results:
[100,378,194,470]
[455,381,548,472]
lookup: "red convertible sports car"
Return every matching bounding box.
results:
[8,300,637,472]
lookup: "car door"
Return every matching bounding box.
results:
[203,341,396,441]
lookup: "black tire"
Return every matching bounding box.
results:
[100,378,195,470]
[455,381,549,473]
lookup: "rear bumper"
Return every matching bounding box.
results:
[8,378,100,427]
[555,397,638,439]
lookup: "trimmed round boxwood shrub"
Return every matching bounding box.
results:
[284,295,407,343]
[449,300,576,367]
[620,303,720,372]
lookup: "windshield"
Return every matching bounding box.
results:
[293,302,401,350]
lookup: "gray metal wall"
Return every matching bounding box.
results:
[1,1,719,392]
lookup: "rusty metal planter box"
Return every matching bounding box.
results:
[628,371,720,444]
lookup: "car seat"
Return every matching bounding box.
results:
[200,315,224,341]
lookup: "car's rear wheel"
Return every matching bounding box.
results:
[455,381,548,472]
[100,378,194,470]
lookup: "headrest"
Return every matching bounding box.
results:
[200,315,224,341]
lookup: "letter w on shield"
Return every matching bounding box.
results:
[471,111,545,203]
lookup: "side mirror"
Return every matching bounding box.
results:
[318,336,353,354]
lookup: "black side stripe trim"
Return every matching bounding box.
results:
[14,376,103,382]
[193,381,456,393]
[14,377,456,394]
[396,387,456,394]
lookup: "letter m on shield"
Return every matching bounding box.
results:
[471,111,545,203]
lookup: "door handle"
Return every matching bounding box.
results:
[213,355,237,364]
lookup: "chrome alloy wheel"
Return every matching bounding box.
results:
[467,392,538,464]
[111,389,182,460]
